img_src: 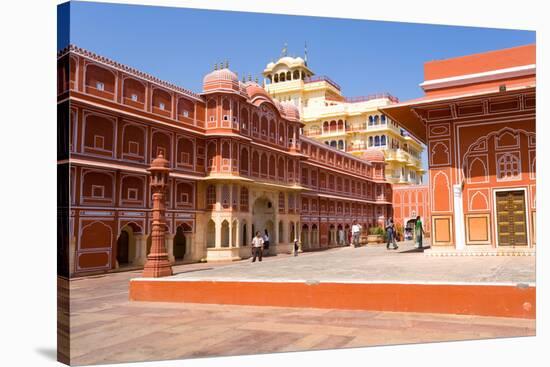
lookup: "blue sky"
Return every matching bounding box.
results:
[59,1,535,177]
[61,1,535,101]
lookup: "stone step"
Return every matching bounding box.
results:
[424,249,535,257]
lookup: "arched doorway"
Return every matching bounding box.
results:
[329,224,336,246]
[301,224,309,249]
[221,220,229,247]
[252,196,275,241]
[337,224,344,245]
[289,222,296,242]
[206,220,215,248]
[116,230,130,265]
[278,221,284,244]
[173,224,191,261]
[311,224,319,247]
[117,223,141,266]
[241,221,248,247]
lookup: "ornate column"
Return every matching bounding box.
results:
[453,185,466,250]
[228,221,233,248]
[142,152,173,278]
[215,220,222,248]
[235,220,240,248]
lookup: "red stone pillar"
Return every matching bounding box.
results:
[142,152,173,278]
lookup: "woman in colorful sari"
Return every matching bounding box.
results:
[414,216,426,249]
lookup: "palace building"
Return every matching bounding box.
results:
[381,44,536,252]
[262,50,426,185]
[58,45,393,276]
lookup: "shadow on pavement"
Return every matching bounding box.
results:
[398,246,431,254]
[173,267,215,275]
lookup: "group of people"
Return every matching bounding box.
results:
[250,216,426,262]
[385,216,426,250]
[349,216,426,249]
[251,229,300,262]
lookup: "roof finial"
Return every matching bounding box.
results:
[242,74,246,83]
[281,42,288,57]
[304,41,308,66]
[248,73,252,82]
[214,63,218,71]
[254,76,259,84]
[225,59,229,69]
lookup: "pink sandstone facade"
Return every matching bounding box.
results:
[382,44,536,251]
[58,45,393,276]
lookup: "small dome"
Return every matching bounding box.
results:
[203,68,238,85]
[267,61,275,68]
[272,98,283,112]
[280,101,300,121]
[246,82,271,100]
[362,149,385,162]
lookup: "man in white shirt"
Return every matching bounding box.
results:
[251,231,264,262]
[351,221,362,247]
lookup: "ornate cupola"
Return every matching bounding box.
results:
[202,62,240,93]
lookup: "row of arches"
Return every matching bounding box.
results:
[205,219,299,248]
[266,69,309,84]
[205,98,299,148]
[368,135,387,147]
[77,112,197,168]
[324,140,345,151]
[77,168,194,209]
[368,114,387,126]
[63,56,199,122]
[206,141,299,182]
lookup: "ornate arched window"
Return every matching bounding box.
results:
[374,136,380,146]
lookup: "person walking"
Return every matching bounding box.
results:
[293,238,299,256]
[263,229,270,254]
[351,221,362,247]
[338,227,345,246]
[251,231,264,262]
[414,216,426,249]
[385,217,399,250]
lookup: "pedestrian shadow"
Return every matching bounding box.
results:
[398,246,431,254]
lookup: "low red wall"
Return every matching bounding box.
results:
[129,280,535,319]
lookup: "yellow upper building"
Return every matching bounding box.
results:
[262,52,426,184]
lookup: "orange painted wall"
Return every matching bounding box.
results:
[391,185,430,233]
[130,280,536,319]
[424,44,535,81]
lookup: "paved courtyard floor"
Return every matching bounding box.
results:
[69,241,536,365]
[170,241,535,284]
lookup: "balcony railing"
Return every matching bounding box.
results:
[343,93,399,104]
[304,75,341,91]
